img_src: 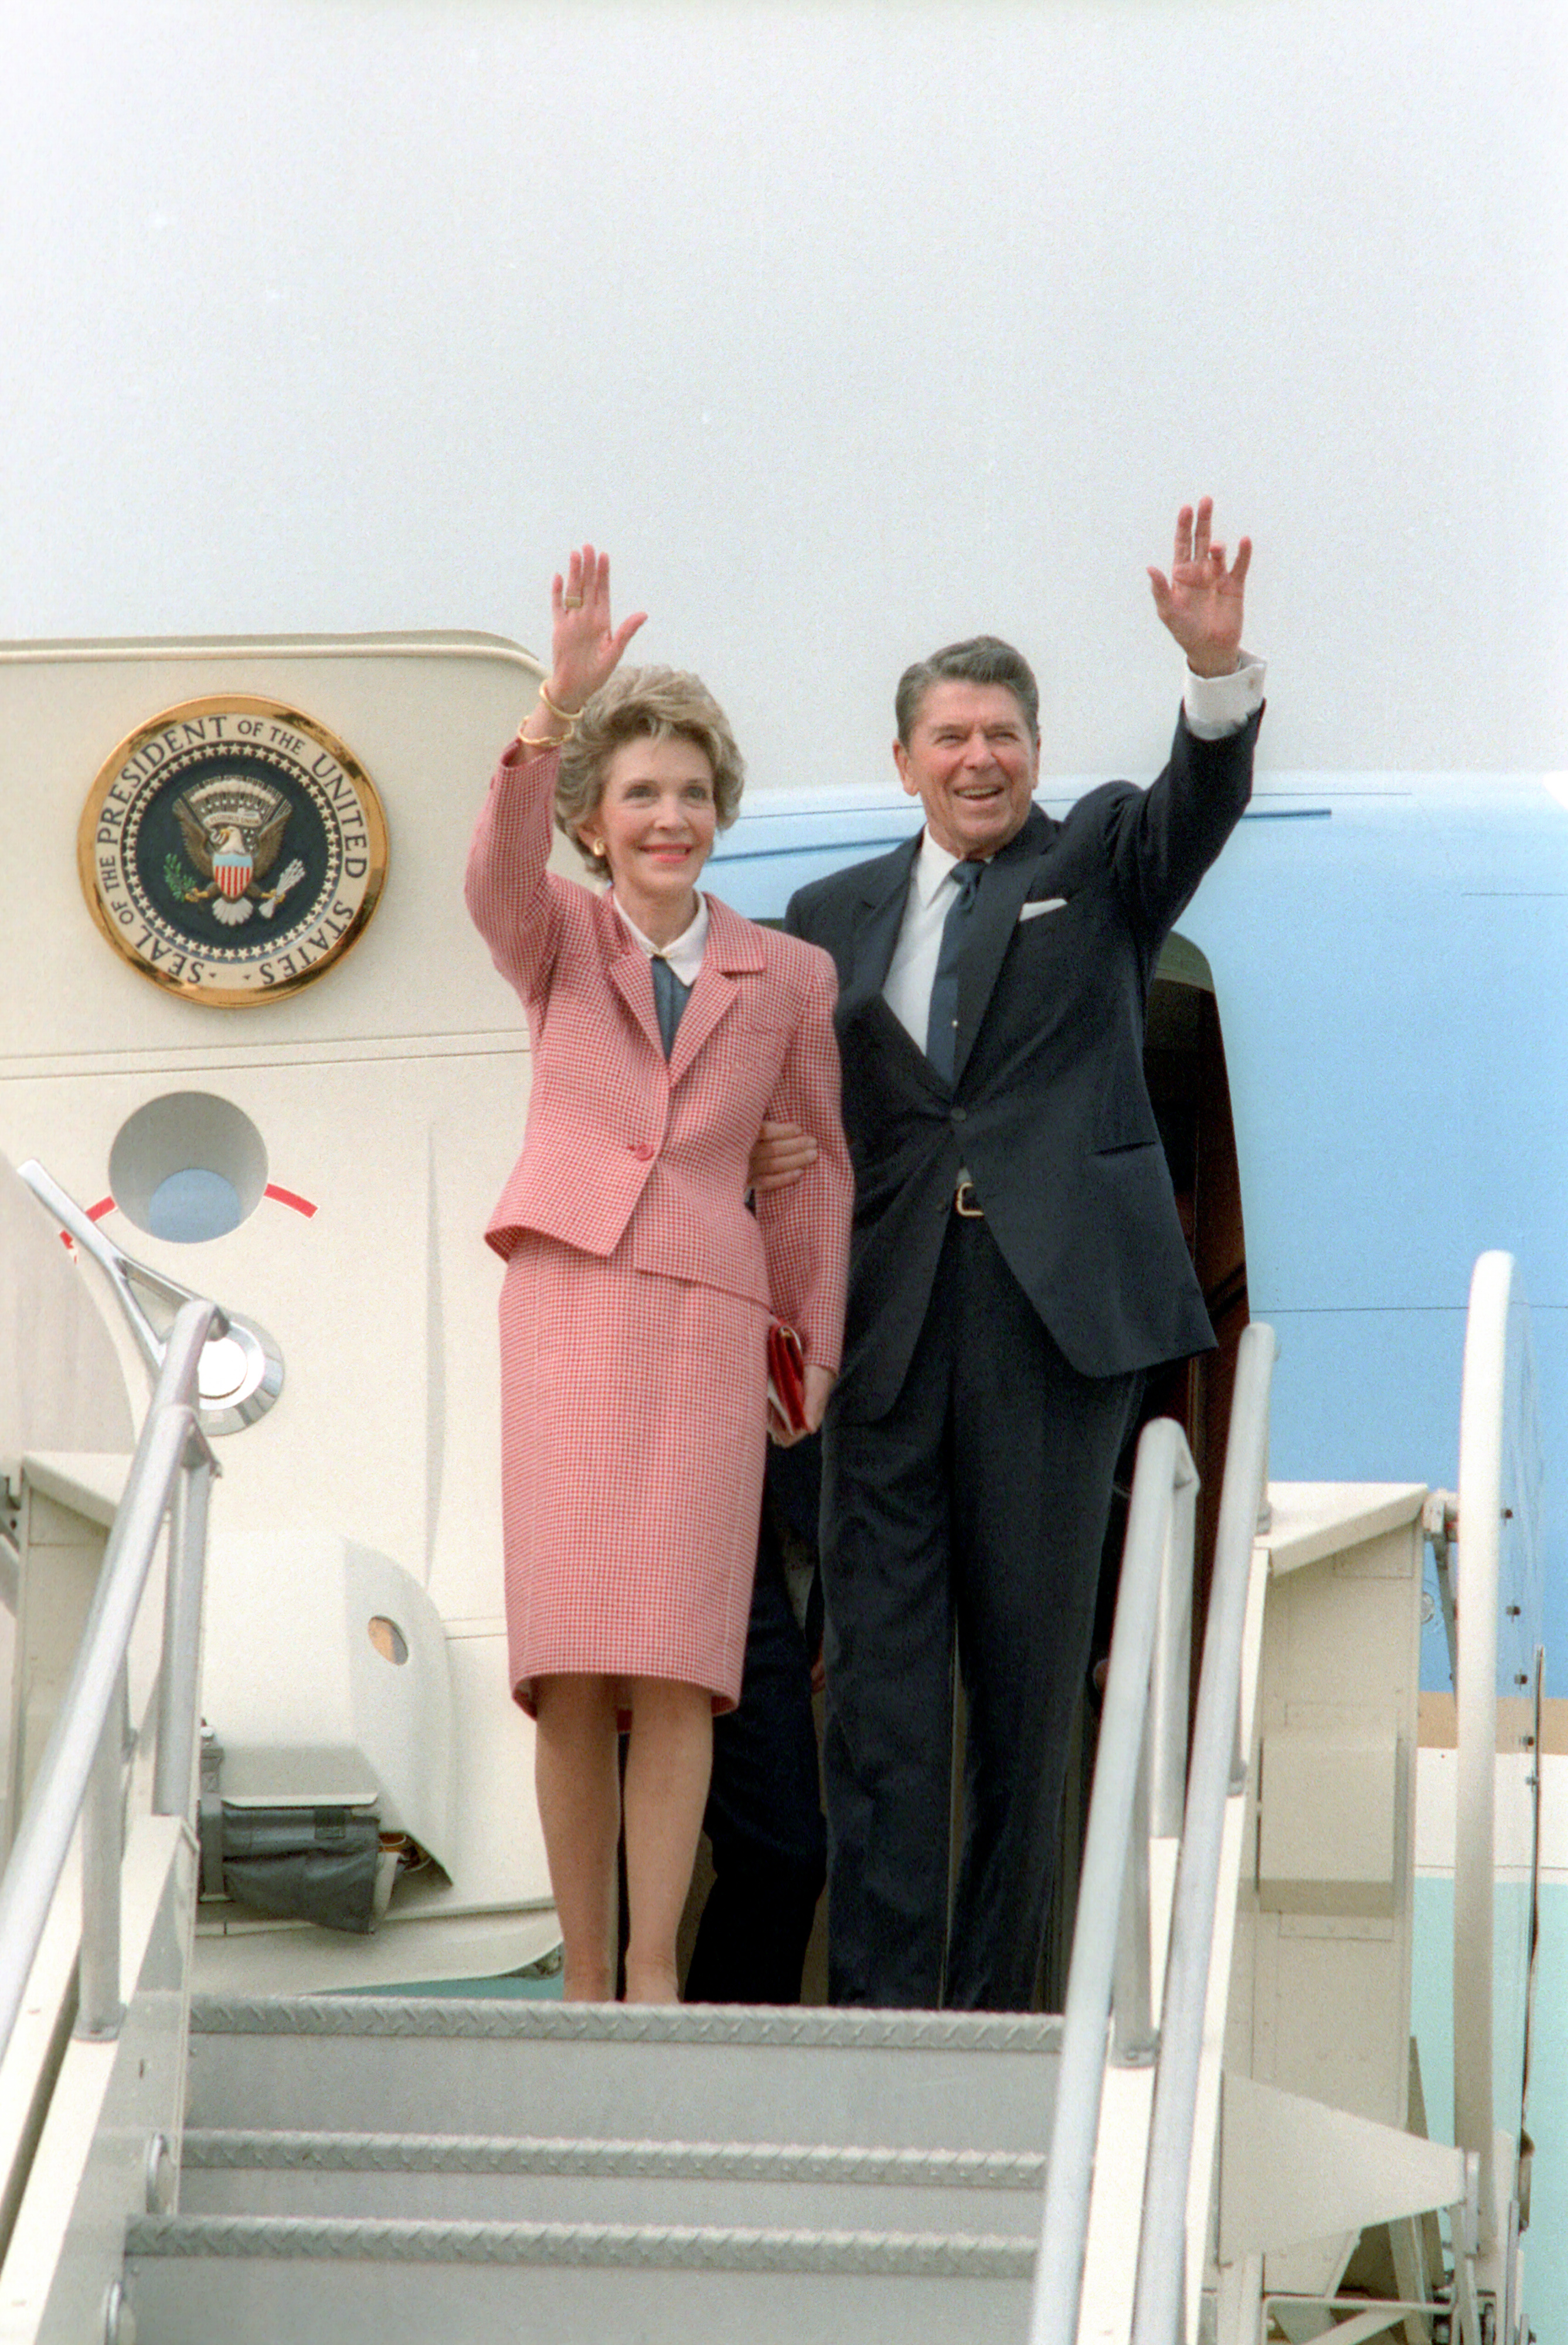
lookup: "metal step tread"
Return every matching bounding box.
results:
[186,2003,1062,2149]
[181,2128,1047,2188]
[127,2211,1036,2277]
[189,1995,1063,2052]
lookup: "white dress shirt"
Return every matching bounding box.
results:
[611,892,710,985]
[882,654,1266,1053]
[882,834,978,1052]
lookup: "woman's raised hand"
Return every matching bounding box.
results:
[547,545,647,715]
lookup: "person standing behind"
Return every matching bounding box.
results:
[683,1434,827,2003]
[780,501,1265,2010]
[465,546,851,2004]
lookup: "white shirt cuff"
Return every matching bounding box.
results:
[1182,651,1267,740]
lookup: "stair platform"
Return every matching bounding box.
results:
[125,1994,1060,2343]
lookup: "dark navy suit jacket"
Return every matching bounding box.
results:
[784,706,1263,1418]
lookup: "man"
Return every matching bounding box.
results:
[683,1437,826,2003]
[780,501,1264,2010]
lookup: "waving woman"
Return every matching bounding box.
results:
[465,546,851,2002]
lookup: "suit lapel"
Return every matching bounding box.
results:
[952,808,1055,1086]
[597,891,764,1077]
[667,895,761,1085]
[836,837,921,1022]
[606,939,665,1059]
[668,964,736,1083]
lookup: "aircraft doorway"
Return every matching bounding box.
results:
[1141,933,1250,1647]
[1046,933,1249,2006]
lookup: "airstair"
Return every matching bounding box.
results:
[0,1186,1539,2343]
[129,1996,1054,2340]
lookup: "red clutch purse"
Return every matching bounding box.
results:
[767,1320,809,1435]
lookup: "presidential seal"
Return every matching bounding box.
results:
[79,695,389,1005]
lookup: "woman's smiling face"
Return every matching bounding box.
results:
[584,732,717,935]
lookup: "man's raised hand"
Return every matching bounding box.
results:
[748,1120,818,1194]
[1147,498,1251,679]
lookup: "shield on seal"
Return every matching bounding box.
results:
[213,845,253,899]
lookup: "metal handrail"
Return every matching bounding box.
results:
[1454,1249,1528,2260]
[1129,1322,1276,2345]
[0,1299,219,2058]
[15,1159,283,1437]
[1028,1414,1198,2345]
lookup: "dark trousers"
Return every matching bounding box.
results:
[684,1493,826,2004]
[821,1214,1141,2011]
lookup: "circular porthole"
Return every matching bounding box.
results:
[108,1092,267,1244]
[368,1617,410,1666]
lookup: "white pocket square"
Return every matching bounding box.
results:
[1018,897,1067,922]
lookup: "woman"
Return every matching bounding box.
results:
[465,545,851,2004]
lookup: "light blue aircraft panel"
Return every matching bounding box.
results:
[715,766,1568,1692]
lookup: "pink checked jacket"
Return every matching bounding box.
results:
[465,742,852,1375]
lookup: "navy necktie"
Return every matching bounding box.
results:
[651,953,691,1058]
[925,860,982,1083]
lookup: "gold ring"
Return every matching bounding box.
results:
[562,594,584,609]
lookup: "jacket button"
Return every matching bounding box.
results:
[631,1141,655,1160]
[950,1107,967,1124]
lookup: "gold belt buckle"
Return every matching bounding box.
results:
[954,1178,984,1219]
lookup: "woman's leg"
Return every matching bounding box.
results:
[533,1673,621,2000]
[621,1678,715,2004]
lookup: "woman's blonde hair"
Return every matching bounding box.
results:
[556,666,746,879]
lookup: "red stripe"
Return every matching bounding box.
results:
[264,1182,317,1218]
[87,1197,115,1221]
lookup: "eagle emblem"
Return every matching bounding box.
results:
[81,691,390,1005]
[169,776,307,927]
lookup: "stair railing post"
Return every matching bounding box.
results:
[1454,1252,1516,2261]
[154,1443,215,1820]
[1129,1323,1277,2345]
[76,1659,128,2041]
[1150,1469,1195,1841]
[0,1300,216,2069]
[1111,1716,1155,2067]
[1030,1417,1195,2345]
[1116,1450,1195,2065]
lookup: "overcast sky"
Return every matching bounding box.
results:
[2,0,1564,789]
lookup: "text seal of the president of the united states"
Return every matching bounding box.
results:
[79,694,389,1006]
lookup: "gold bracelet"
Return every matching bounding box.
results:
[516,725,567,755]
[538,682,584,726]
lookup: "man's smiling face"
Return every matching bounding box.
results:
[893,679,1040,860]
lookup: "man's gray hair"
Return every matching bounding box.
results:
[894,636,1040,746]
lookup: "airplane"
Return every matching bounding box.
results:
[0,624,1556,2341]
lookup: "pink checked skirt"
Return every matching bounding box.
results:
[498,1234,770,1718]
